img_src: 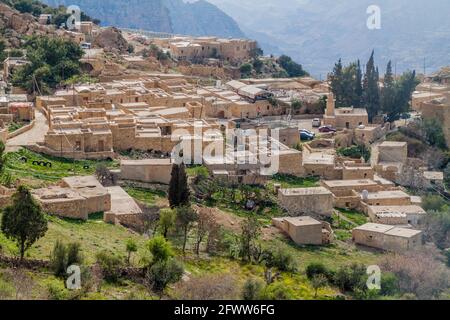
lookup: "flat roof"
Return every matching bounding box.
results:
[384,227,422,238]
[379,141,407,147]
[368,205,426,215]
[121,159,171,166]
[423,171,444,180]
[106,186,142,215]
[276,216,322,227]
[280,187,331,196]
[365,190,410,200]
[354,223,394,233]
[322,179,377,188]
[354,223,422,238]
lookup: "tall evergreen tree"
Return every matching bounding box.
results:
[329,59,345,107]
[330,59,363,108]
[168,163,190,209]
[362,50,381,122]
[1,185,48,260]
[381,60,396,120]
[394,70,419,120]
[354,60,363,107]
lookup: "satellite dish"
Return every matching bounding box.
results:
[362,190,369,201]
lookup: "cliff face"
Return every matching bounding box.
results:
[42,0,245,38]
[0,3,54,47]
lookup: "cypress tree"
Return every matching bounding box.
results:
[362,50,380,122]
[168,163,190,208]
[354,60,363,107]
[382,61,396,121]
[330,59,345,107]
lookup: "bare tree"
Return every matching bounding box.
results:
[194,208,217,255]
[137,204,160,235]
[380,248,450,299]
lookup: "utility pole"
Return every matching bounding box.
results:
[423,57,426,76]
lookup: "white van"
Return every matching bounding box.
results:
[312,118,321,127]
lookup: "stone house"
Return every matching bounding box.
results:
[323,93,368,129]
[32,176,111,220]
[119,159,172,184]
[104,186,142,228]
[278,187,333,216]
[352,223,422,252]
[367,205,426,226]
[272,216,333,245]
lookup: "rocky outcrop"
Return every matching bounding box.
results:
[93,27,129,54]
[0,3,54,47]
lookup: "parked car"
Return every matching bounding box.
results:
[318,125,337,133]
[300,131,315,141]
[312,118,321,127]
[300,129,315,137]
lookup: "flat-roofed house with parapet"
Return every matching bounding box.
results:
[352,223,422,252]
[278,187,333,217]
[323,93,369,129]
[367,205,426,227]
[272,216,334,245]
[372,141,408,181]
[32,176,111,220]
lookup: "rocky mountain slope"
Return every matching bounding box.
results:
[43,0,245,38]
[210,0,450,77]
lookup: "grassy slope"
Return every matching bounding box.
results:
[4,148,119,187]
[0,150,380,300]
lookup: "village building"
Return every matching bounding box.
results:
[321,178,394,210]
[323,93,369,129]
[272,216,333,245]
[422,171,444,189]
[32,176,111,220]
[119,159,172,184]
[154,36,257,63]
[104,186,143,228]
[352,223,423,252]
[3,57,30,80]
[278,187,333,216]
[372,141,408,181]
[367,205,426,226]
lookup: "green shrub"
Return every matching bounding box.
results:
[306,262,332,280]
[380,272,399,296]
[337,145,371,162]
[95,251,124,283]
[242,278,265,300]
[0,278,15,300]
[46,279,70,300]
[260,282,295,300]
[50,240,68,277]
[67,242,83,266]
[422,194,447,212]
[50,241,83,277]
[333,263,367,293]
[263,246,297,272]
[146,259,184,296]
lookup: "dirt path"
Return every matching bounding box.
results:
[6,110,48,152]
